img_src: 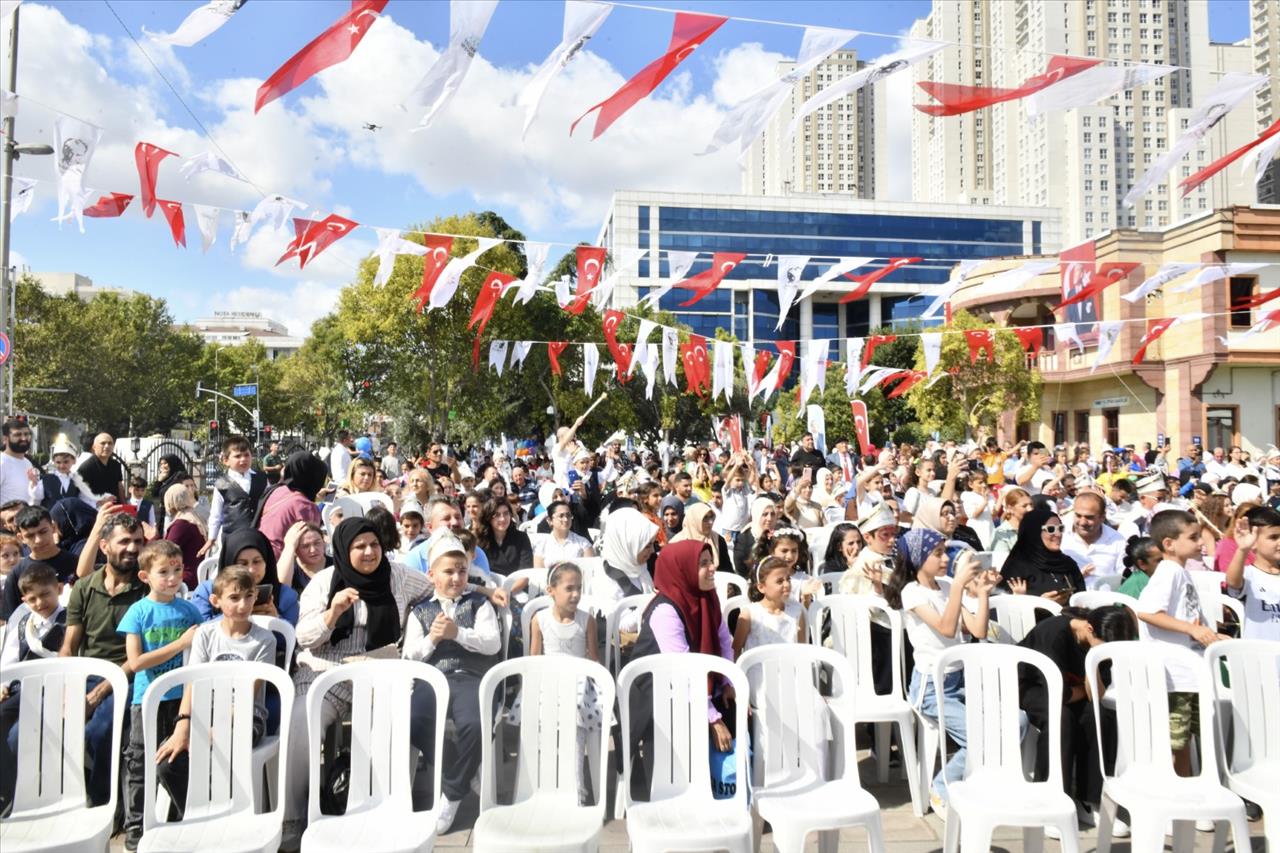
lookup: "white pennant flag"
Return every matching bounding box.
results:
[0,91,17,121]
[554,274,572,309]
[249,194,308,232]
[712,339,735,403]
[921,260,982,318]
[510,340,533,369]
[662,327,679,386]
[1241,132,1280,192]
[514,242,551,304]
[192,204,220,253]
[1122,262,1198,302]
[643,250,698,307]
[921,333,942,375]
[594,247,648,308]
[1220,310,1280,346]
[629,319,656,376]
[52,114,101,233]
[985,259,1058,292]
[799,338,829,406]
[702,25,855,158]
[428,237,501,310]
[582,343,599,396]
[143,0,246,46]
[229,210,252,252]
[859,365,900,395]
[1090,321,1124,374]
[643,346,660,400]
[1123,72,1266,207]
[406,0,499,132]
[179,150,248,182]
[372,228,427,285]
[1054,323,1084,355]
[843,338,864,395]
[799,256,872,304]
[740,343,759,398]
[1025,63,1175,117]
[776,255,810,330]
[786,39,944,142]
[10,176,35,219]
[517,0,611,138]
[488,340,509,375]
[1171,262,1268,293]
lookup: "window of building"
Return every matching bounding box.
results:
[1075,411,1090,444]
[1229,276,1258,328]
[1103,409,1120,448]
[1206,406,1237,450]
[1052,412,1067,447]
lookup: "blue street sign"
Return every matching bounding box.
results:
[232,383,258,398]
[0,331,9,366]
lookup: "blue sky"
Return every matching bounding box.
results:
[4,0,1256,335]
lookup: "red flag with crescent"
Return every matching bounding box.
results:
[862,334,896,368]
[564,245,609,314]
[1013,327,1044,357]
[773,340,795,391]
[1132,317,1178,365]
[964,329,996,364]
[690,335,710,396]
[752,349,771,390]
[849,400,873,456]
[1180,117,1280,196]
[472,334,482,372]
[601,309,627,370]
[135,142,178,218]
[676,252,746,307]
[839,257,921,304]
[276,214,358,269]
[469,271,515,336]
[885,370,928,399]
[614,342,633,384]
[83,192,134,218]
[548,341,569,375]
[156,199,186,248]
[255,0,388,112]
[1054,262,1140,313]
[917,55,1099,116]
[411,234,455,312]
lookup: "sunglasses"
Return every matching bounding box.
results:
[1041,525,1064,535]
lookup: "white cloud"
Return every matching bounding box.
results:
[710,43,789,106]
[219,279,342,337]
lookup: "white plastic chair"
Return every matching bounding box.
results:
[504,568,549,598]
[934,644,1079,853]
[1069,590,1138,615]
[474,657,616,852]
[722,594,748,634]
[989,594,1062,644]
[349,491,395,515]
[803,525,836,562]
[1086,642,1251,853]
[249,616,296,812]
[141,662,295,852]
[617,653,752,853]
[1091,574,1124,592]
[714,571,747,604]
[301,660,447,853]
[0,658,128,853]
[818,570,846,595]
[604,593,652,677]
[1189,571,1244,630]
[1206,639,1279,853]
[573,557,606,594]
[739,644,885,853]
[196,556,220,584]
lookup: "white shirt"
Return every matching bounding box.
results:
[0,604,64,665]
[1227,564,1280,642]
[534,530,593,563]
[716,484,752,534]
[329,442,352,485]
[1136,559,1207,691]
[1017,464,1054,496]
[1061,524,1129,586]
[207,468,254,542]
[27,470,73,505]
[960,491,994,550]
[0,453,36,505]
[901,578,966,676]
[401,592,501,662]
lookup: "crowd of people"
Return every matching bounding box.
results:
[0,413,1277,849]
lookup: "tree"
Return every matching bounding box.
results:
[905,310,1043,439]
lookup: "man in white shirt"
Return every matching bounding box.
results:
[1061,491,1128,586]
[329,430,354,485]
[1015,441,1055,496]
[0,419,37,506]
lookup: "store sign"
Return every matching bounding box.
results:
[1091,396,1130,408]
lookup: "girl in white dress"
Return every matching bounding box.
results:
[732,557,806,656]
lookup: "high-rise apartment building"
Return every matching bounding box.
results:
[741,50,876,198]
[1253,0,1279,203]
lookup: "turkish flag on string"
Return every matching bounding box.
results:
[862,334,896,369]
[601,309,628,371]
[255,0,388,112]
[1013,326,1044,357]
[680,341,699,395]
[772,340,795,391]
[964,329,996,364]
[571,11,727,139]
[469,271,515,337]
[547,341,569,375]
[1233,287,1280,311]
[840,257,920,304]
[613,343,633,385]
[752,349,772,391]
[885,370,928,400]
[689,335,710,396]
[566,245,608,314]
[82,192,134,218]
[135,142,178,218]
[850,400,873,457]
[1054,262,1141,313]
[1132,317,1178,365]
[276,214,358,269]
[155,199,186,248]
[917,55,1100,116]
[411,234,455,312]
[1180,117,1280,195]
[676,252,746,307]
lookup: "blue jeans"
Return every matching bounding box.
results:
[83,675,126,807]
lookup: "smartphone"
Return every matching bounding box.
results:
[255,584,272,606]
[116,504,138,517]
[567,469,581,488]
[974,552,994,571]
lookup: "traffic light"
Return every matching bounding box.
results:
[209,420,219,435]
[263,425,273,439]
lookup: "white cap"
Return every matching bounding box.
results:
[428,534,467,568]
[1232,483,1263,506]
[50,434,77,458]
[857,502,898,536]
[1135,473,1165,496]
[457,462,475,480]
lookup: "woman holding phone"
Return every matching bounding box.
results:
[999,508,1086,605]
[190,528,299,625]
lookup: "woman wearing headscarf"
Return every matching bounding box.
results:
[1001,507,1086,604]
[163,482,207,588]
[282,517,432,845]
[670,503,734,571]
[257,451,328,559]
[732,495,778,579]
[190,528,299,625]
[595,507,660,601]
[150,453,188,533]
[658,495,684,545]
[913,495,985,557]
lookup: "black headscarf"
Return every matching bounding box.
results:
[1002,507,1086,595]
[327,517,399,649]
[253,450,329,527]
[218,528,282,608]
[659,494,685,540]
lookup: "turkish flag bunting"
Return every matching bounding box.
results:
[614,343,633,384]
[472,334,482,372]
[255,0,388,112]
[885,370,928,399]
[689,335,710,396]
[469,271,515,336]
[1132,317,1178,365]
[411,234,455,312]
[547,341,569,375]
[572,12,727,139]
[1013,327,1044,357]
[1180,117,1280,195]
[1233,287,1280,310]
[135,142,178,218]
[850,400,873,457]
[276,214,359,269]
[862,334,896,368]
[917,55,1100,116]
[752,349,772,390]
[840,257,921,304]
[680,342,699,395]
[83,192,134,218]
[566,245,608,314]
[676,252,746,307]
[772,340,795,391]
[601,309,628,371]
[964,329,996,364]
[1054,262,1141,313]
[155,199,186,248]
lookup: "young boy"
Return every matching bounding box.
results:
[1,505,80,620]
[117,540,202,850]
[30,435,81,510]
[127,476,156,529]
[399,509,425,553]
[0,563,65,811]
[1135,509,1225,776]
[153,564,277,819]
[1224,506,1280,642]
[403,534,501,835]
[202,435,266,554]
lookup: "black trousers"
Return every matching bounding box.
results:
[1030,699,1103,807]
[409,672,483,802]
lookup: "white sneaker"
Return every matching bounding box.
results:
[436,797,461,835]
[1111,817,1130,839]
[929,792,948,820]
[1076,804,1097,828]
[1196,819,1215,832]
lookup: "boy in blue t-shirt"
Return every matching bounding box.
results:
[117,540,200,851]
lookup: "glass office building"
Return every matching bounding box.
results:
[598,191,1062,350]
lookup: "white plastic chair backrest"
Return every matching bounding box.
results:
[618,652,750,807]
[250,614,297,669]
[323,496,365,531]
[990,594,1062,643]
[714,571,747,603]
[818,593,904,700]
[504,567,549,597]
[1068,590,1136,614]
[9,658,127,814]
[1092,574,1123,592]
[349,491,394,515]
[739,644,858,791]
[574,556,605,593]
[479,656,615,811]
[519,517,540,536]
[1206,639,1280,779]
[803,525,834,559]
[606,593,653,675]
[818,571,846,595]
[722,594,748,630]
[1190,570,1227,625]
[144,661,294,829]
[935,643,1061,789]
[521,595,553,647]
[306,660,447,821]
[195,557,220,584]
[1085,641,1221,779]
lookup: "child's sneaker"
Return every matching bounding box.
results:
[929,791,948,819]
[436,797,461,835]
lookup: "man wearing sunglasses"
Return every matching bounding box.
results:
[1061,491,1127,588]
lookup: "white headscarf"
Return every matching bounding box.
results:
[750,495,776,537]
[812,468,836,507]
[600,507,659,582]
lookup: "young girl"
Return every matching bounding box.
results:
[732,557,806,656]
[756,528,821,604]
[885,528,998,815]
[818,523,863,576]
[0,533,22,602]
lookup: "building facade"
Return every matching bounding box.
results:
[1252,0,1280,203]
[950,207,1280,456]
[187,311,304,360]
[33,272,137,300]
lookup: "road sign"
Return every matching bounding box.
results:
[232,383,258,398]
[0,331,10,366]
